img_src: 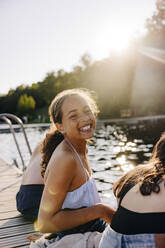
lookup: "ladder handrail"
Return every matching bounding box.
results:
[0,113,32,171]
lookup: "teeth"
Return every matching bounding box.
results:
[80,125,91,131]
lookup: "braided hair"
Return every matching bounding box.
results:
[114,132,165,198]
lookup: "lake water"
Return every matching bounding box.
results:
[1,118,165,207]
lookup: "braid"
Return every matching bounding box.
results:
[41,127,64,178]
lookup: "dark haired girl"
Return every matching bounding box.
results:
[37,88,115,240]
[99,133,165,248]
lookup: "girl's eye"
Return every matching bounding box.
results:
[70,114,77,119]
[85,109,92,114]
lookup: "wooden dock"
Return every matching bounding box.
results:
[0,157,36,248]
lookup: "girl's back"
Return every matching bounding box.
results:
[21,144,44,185]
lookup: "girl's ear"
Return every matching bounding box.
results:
[56,123,65,135]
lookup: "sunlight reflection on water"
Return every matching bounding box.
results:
[0,122,159,207]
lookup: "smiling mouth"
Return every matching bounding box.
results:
[79,124,92,132]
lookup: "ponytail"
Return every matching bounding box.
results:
[41,126,64,178]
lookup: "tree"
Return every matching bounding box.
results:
[17,94,36,115]
[38,72,57,105]
[80,53,92,68]
[146,0,165,34]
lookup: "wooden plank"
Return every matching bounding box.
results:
[0,214,22,220]
[1,173,21,179]
[0,176,20,183]
[0,158,37,248]
[0,167,20,178]
[0,180,21,193]
[0,193,17,199]
[0,186,19,193]
[0,167,20,175]
[0,194,18,201]
[0,210,19,220]
[0,213,21,221]
[0,195,18,203]
[0,200,16,208]
[0,223,35,238]
[17,246,30,248]
[0,233,30,248]
[0,195,17,201]
[0,197,17,203]
[0,157,10,166]
[0,181,20,188]
[0,217,32,227]
[15,246,30,248]
[16,246,30,248]
[0,167,14,174]
[0,178,20,185]
[0,159,21,193]
[0,205,17,213]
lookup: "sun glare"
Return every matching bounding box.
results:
[93,23,136,59]
[108,32,131,53]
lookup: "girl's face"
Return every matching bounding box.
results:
[57,94,96,141]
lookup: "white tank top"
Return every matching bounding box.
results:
[62,138,101,209]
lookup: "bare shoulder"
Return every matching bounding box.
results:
[44,142,76,183]
[49,144,76,170]
[157,180,165,201]
[146,180,165,207]
[26,143,42,165]
[21,142,43,184]
[121,180,165,212]
[32,142,42,155]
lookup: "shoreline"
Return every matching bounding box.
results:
[0,114,165,132]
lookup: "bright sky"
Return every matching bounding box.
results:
[0,0,156,94]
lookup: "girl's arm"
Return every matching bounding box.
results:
[155,234,165,248]
[37,152,115,233]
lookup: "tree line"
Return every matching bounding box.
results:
[0,50,137,122]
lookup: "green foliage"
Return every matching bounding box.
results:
[0,50,138,120]
[1,37,164,121]
[17,94,36,115]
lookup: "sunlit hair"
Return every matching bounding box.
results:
[41,88,99,177]
[49,88,99,124]
[113,132,165,198]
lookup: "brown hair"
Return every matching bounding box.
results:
[41,88,99,177]
[113,132,165,198]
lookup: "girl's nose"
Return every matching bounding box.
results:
[80,112,90,121]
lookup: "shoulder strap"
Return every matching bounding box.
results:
[65,138,88,182]
[118,183,135,205]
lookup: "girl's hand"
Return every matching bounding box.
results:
[96,203,116,224]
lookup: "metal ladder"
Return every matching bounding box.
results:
[0,113,32,171]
